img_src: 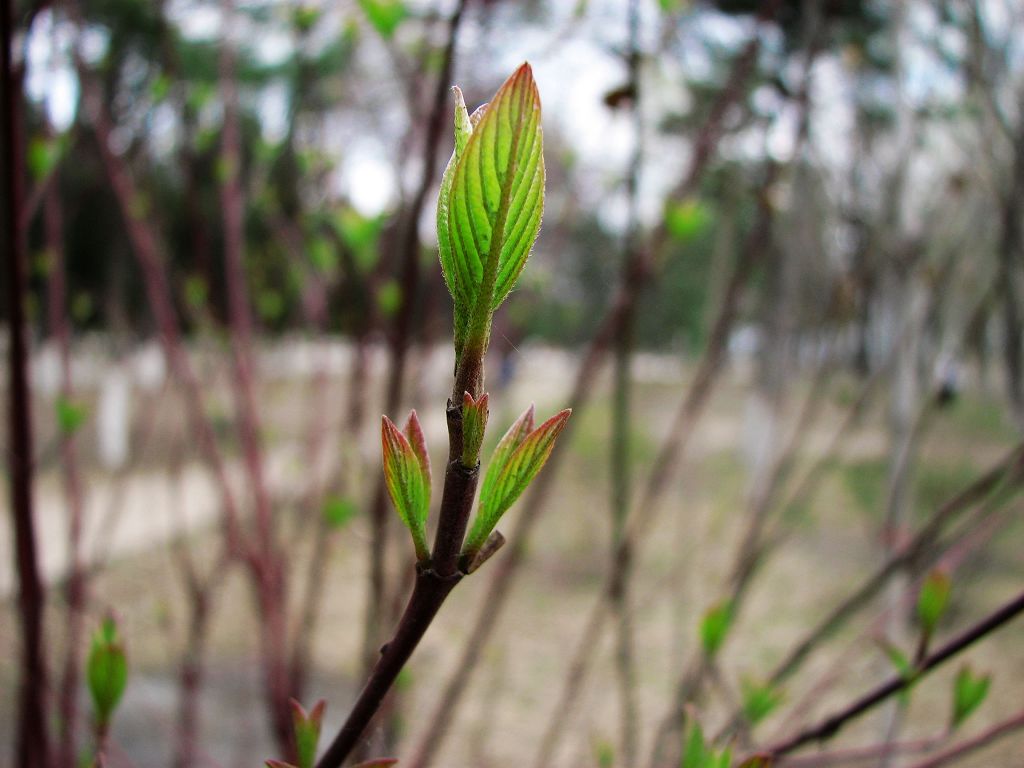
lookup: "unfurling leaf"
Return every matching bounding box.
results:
[917,569,951,638]
[951,666,990,729]
[461,391,489,467]
[700,601,733,658]
[462,406,570,562]
[438,64,545,363]
[87,615,128,729]
[382,412,432,560]
[290,699,326,768]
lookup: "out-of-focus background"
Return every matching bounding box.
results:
[2,0,1024,766]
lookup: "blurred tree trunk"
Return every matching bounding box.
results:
[3,0,52,763]
[879,2,919,758]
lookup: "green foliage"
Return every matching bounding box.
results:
[184,276,209,312]
[594,738,615,768]
[700,600,733,658]
[357,0,408,39]
[664,198,712,243]
[56,396,89,436]
[377,281,402,317]
[292,6,322,34]
[381,411,432,560]
[438,65,545,361]
[680,721,732,768]
[87,616,127,730]
[462,405,570,559]
[741,678,782,726]
[308,237,339,274]
[323,496,358,529]
[27,136,62,180]
[878,641,915,705]
[333,207,385,273]
[951,666,990,730]
[917,569,951,639]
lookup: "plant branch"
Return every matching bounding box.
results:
[404,10,777,762]
[754,588,1024,759]
[903,708,1024,768]
[3,0,52,762]
[533,161,780,768]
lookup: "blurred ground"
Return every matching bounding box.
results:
[1,339,1022,767]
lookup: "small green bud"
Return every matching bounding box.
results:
[461,391,489,468]
[87,615,127,731]
[290,699,326,768]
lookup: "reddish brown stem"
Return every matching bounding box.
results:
[217,4,295,750]
[46,142,89,768]
[3,1,52,764]
[755,589,1024,759]
[316,406,477,768]
[904,709,1024,768]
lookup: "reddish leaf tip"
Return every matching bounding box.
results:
[308,698,326,726]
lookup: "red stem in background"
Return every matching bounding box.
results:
[3,0,52,764]
[218,1,295,750]
[76,53,247,556]
[358,0,468,752]
[904,708,1024,768]
[756,588,1024,760]
[45,143,90,768]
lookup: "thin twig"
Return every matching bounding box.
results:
[903,709,1024,768]
[533,162,780,768]
[753,588,1024,759]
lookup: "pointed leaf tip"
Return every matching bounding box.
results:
[462,392,490,466]
[403,410,431,486]
[381,414,431,560]
[463,406,570,560]
[439,63,545,364]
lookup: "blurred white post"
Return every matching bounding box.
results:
[98,364,131,470]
